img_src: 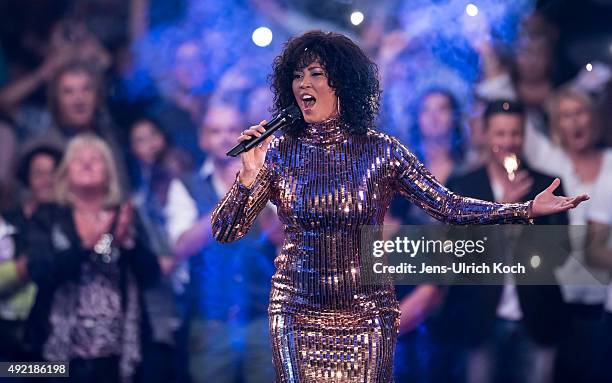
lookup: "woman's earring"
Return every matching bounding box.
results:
[337,97,341,115]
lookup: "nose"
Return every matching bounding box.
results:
[299,74,311,89]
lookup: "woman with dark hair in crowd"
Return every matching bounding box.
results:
[411,88,465,185]
[0,145,63,363]
[16,145,63,217]
[123,110,195,383]
[211,30,588,381]
[127,117,170,193]
[25,134,159,383]
[130,144,193,383]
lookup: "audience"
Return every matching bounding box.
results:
[0,3,610,383]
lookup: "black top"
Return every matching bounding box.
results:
[435,165,570,347]
[24,203,160,355]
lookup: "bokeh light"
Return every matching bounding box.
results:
[350,11,365,26]
[466,3,479,17]
[252,27,273,47]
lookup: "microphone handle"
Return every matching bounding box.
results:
[226,117,287,157]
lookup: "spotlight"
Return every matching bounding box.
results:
[586,62,593,72]
[350,11,364,26]
[466,3,479,17]
[252,27,273,47]
[530,255,541,269]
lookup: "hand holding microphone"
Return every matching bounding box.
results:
[228,105,302,187]
[235,120,274,187]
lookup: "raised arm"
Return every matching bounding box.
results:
[211,120,276,242]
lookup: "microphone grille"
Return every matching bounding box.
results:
[282,104,303,122]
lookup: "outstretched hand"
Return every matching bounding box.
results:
[531,178,589,218]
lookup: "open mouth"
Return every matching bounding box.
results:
[572,129,586,140]
[72,103,89,115]
[301,94,316,110]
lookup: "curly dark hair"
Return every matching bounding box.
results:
[270,30,381,135]
[17,145,63,188]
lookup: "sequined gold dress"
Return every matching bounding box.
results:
[211,118,531,382]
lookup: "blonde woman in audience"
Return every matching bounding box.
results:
[26,134,159,383]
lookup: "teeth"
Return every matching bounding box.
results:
[302,95,315,101]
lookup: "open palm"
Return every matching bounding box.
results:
[531,178,589,217]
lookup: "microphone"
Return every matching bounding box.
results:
[226,104,303,157]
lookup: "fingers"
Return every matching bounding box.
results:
[115,203,134,241]
[568,194,590,207]
[119,203,134,224]
[545,178,561,193]
[237,121,268,142]
[553,194,590,213]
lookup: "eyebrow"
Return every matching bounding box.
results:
[293,66,324,73]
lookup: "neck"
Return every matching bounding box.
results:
[422,136,452,161]
[567,147,598,162]
[71,188,107,211]
[303,115,346,144]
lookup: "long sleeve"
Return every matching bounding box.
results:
[26,205,88,288]
[122,213,161,289]
[211,162,274,243]
[391,139,531,224]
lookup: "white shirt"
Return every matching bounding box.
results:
[165,179,199,245]
[586,183,612,313]
[537,147,612,305]
[0,217,16,263]
[491,180,523,321]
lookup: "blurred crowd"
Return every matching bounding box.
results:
[1,1,612,382]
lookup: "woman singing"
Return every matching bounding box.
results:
[211,31,588,382]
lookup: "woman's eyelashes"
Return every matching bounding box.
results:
[293,71,325,79]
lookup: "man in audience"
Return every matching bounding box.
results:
[165,103,278,383]
[439,100,569,383]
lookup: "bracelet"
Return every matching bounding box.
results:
[527,200,534,219]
